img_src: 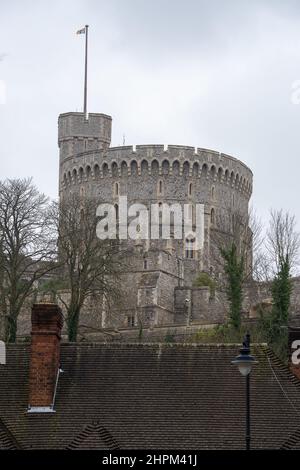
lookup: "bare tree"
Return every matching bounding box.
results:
[209,202,262,328]
[259,210,300,358]
[210,202,262,284]
[266,209,300,275]
[49,194,125,342]
[0,178,57,342]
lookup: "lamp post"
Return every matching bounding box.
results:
[231,333,257,450]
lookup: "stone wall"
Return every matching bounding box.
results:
[243,276,300,321]
[15,111,253,338]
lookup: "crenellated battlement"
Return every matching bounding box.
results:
[58,112,112,161]
[60,144,253,198]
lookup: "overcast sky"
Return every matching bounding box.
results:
[1,0,300,229]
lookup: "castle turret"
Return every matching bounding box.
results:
[58,112,112,162]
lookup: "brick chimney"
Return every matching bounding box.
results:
[28,303,63,412]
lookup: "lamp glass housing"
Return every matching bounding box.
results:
[237,362,252,376]
[231,355,257,376]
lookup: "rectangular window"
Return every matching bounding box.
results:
[185,238,195,259]
[127,315,135,327]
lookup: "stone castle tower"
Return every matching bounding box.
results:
[58,111,253,330]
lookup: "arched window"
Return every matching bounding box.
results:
[143,259,148,270]
[185,237,195,259]
[210,165,216,180]
[141,159,148,175]
[211,186,215,199]
[86,165,91,180]
[192,162,199,177]
[80,208,85,227]
[121,161,128,176]
[202,163,208,177]
[217,167,223,181]
[111,162,118,177]
[130,160,138,175]
[232,214,235,232]
[159,210,163,238]
[94,164,100,178]
[114,182,119,196]
[115,203,119,219]
[115,204,119,238]
[72,169,77,184]
[189,182,192,196]
[102,163,109,177]
[151,160,159,175]
[158,180,163,195]
[183,161,190,176]
[170,212,175,239]
[162,159,170,175]
[172,160,180,176]
[211,208,215,225]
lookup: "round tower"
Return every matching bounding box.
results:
[59,113,253,287]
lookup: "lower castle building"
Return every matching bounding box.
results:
[14,110,300,339]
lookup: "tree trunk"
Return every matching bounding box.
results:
[67,308,80,342]
[5,315,17,343]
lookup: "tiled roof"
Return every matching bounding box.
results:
[0,343,300,449]
[281,428,300,449]
[0,420,19,449]
[66,422,120,449]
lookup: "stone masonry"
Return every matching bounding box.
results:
[13,111,300,340]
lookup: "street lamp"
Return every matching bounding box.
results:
[231,333,258,450]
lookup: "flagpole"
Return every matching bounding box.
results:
[83,24,89,119]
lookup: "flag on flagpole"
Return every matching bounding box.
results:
[76,24,89,117]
